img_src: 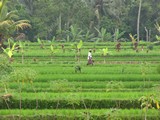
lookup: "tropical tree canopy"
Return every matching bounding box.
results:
[1,0,160,42]
[0,0,31,44]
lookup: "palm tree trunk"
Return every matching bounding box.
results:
[137,0,142,42]
[149,30,151,42]
[58,12,62,32]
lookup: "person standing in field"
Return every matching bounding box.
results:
[87,49,93,65]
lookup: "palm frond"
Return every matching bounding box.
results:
[0,0,7,14]
[94,27,101,36]
[15,23,31,31]
[0,19,12,25]
[0,20,12,27]
[155,22,160,33]
[5,11,19,20]
[13,20,31,31]
[14,20,30,24]
[0,2,2,11]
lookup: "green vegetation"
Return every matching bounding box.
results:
[0,41,160,119]
[0,0,160,119]
[0,109,159,120]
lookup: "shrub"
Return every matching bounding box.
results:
[0,55,13,77]
[147,44,153,50]
[10,68,37,83]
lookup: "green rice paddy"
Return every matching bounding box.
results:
[0,42,160,119]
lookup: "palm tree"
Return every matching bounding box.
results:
[137,0,142,42]
[0,0,7,44]
[0,0,31,46]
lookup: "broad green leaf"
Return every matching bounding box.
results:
[94,27,101,36]
[8,50,13,58]
[11,43,16,51]
[77,40,83,49]
[52,36,55,42]
[155,22,160,33]
[2,38,16,58]
[37,38,41,44]
[102,47,108,56]
[101,28,106,37]
[50,44,58,54]
[50,45,54,52]
[156,35,160,41]
[0,2,2,9]
[156,101,160,109]
[129,33,136,44]
[2,47,8,54]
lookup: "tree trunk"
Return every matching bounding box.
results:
[137,0,142,42]
[58,13,62,32]
[149,30,151,42]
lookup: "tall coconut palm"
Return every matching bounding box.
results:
[137,0,142,42]
[0,0,7,44]
[0,0,31,46]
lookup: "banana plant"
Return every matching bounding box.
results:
[37,37,44,49]
[2,38,16,62]
[155,22,160,33]
[70,43,77,51]
[129,33,138,50]
[155,22,160,40]
[154,22,160,45]
[83,31,94,42]
[70,25,82,42]
[77,40,83,51]
[129,33,137,44]
[95,27,106,42]
[52,36,56,42]
[156,35,160,41]
[102,47,109,63]
[114,29,125,42]
[50,44,58,62]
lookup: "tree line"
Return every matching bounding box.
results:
[1,0,160,42]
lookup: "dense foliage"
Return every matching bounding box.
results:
[5,0,160,42]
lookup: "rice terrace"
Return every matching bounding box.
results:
[0,0,160,120]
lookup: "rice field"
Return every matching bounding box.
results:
[0,41,160,119]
